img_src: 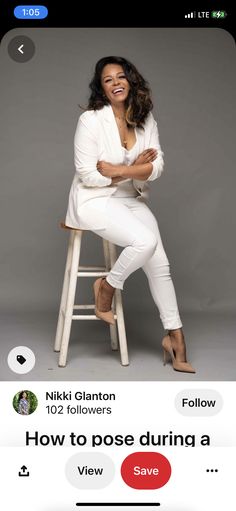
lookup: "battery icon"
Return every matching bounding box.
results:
[211,11,227,18]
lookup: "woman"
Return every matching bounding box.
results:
[18,391,29,415]
[66,56,195,373]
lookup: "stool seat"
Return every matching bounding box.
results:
[54,222,129,367]
[60,222,82,231]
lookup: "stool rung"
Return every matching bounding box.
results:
[73,305,94,310]
[72,314,117,320]
[77,271,108,277]
[78,265,106,271]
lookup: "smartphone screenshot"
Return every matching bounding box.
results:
[0,3,235,510]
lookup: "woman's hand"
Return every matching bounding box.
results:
[134,148,157,165]
[97,160,123,178]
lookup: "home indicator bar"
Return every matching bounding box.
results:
[76,504,161,507]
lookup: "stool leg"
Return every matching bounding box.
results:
[54,230,74,352]
[109,323,119,351]
[103,239,119,351]
[102,238,111,270]
[108,242,129,366]
[59,231,82,367]
[114,288,129,365]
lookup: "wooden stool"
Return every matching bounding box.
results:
[54,223,129,367]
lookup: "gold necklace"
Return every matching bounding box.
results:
[115,115,126,121]
[114,114,129,147]
[116,120,128,146]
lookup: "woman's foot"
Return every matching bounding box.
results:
[168,328,187,363]
[162,328,196,373]
[93,277,115,325]
[97,278,115,311]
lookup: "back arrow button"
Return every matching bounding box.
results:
[8,36,35,62]
[18,44,24,54]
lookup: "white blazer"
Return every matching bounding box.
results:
[65,104,164,229]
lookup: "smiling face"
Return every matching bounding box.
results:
[101,64,130,106]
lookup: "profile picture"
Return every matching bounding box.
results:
[12,390,38,415]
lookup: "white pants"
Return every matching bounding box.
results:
[80,197,183,330]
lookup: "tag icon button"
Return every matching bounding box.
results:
[17,355,26,365]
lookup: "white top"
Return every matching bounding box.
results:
[112,141,139,198]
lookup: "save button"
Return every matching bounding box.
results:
[121,451,171,489]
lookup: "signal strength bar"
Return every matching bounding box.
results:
[185,12,196,18]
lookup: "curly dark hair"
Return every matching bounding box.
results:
[87,56,153,128]
[19,391,28,399]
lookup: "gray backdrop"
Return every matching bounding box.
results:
[0,28,235,380]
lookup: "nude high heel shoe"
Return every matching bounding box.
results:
[162,335,196,373]
[93,277,115,326]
